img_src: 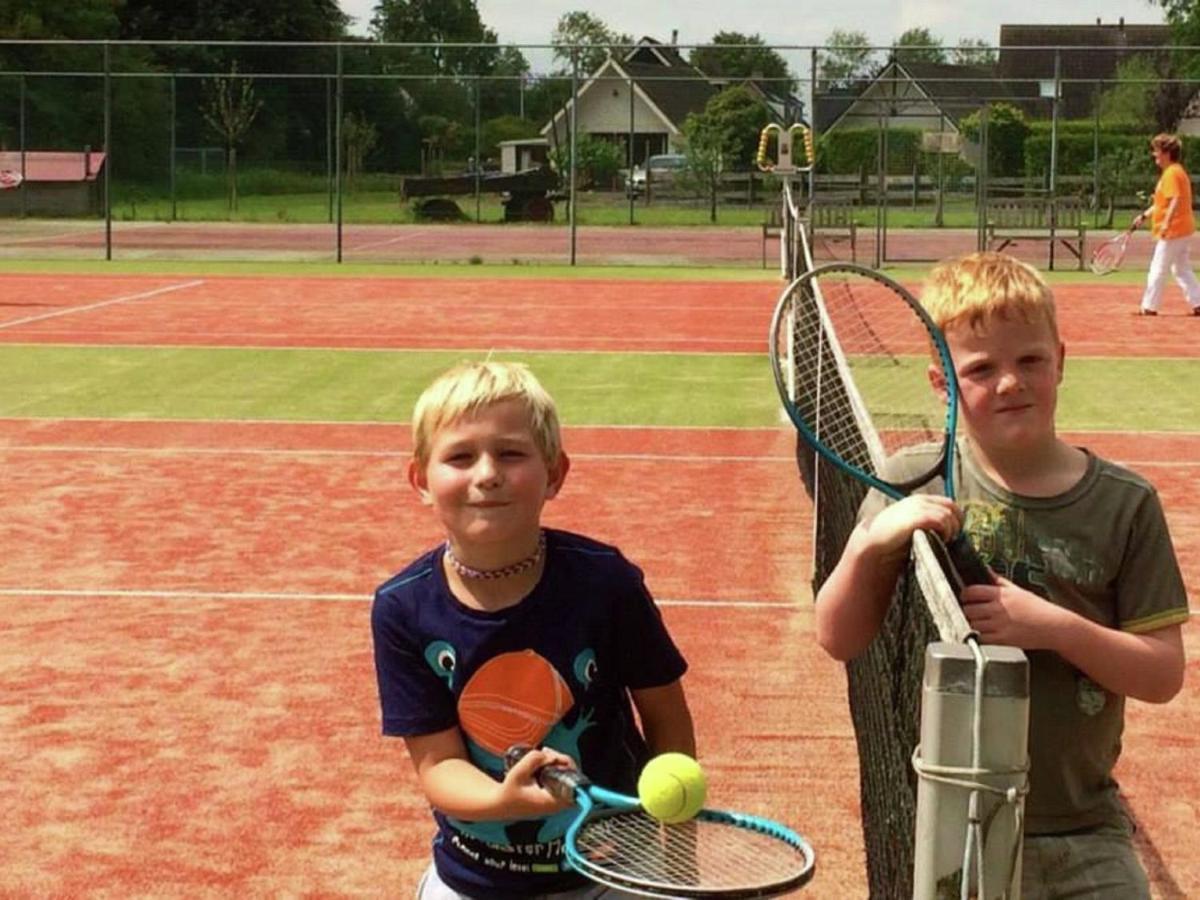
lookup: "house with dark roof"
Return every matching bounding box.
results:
[541,37,804,166]
[815,18,1175,137]
[815,60,1011,135]
[997,19,1171,120]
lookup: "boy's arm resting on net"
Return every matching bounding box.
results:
[631,679,696,757]
[403,727,574,820]
[815,494,965,661]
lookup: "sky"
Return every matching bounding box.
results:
[336,1,1166,72]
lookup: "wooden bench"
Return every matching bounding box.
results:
[985,198,1087,270]
[807,202,858,262]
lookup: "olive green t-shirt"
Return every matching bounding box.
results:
[864,444,1190,833]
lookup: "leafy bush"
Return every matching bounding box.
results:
[959,103,1029,177]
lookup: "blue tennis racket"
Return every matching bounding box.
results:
[768,262,993,590]
[505,747,815,897]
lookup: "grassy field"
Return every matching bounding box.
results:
[1,344,1197,431]
[108,172,1100,229]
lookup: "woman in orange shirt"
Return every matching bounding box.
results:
[1134,133,1200,316]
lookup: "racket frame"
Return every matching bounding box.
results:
[769,262,962,503]
[769,262,993,589]
[509,750,816,898]
[1089,227,1133,276]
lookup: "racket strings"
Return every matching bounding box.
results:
[573,810,809,890]
[785,271,948,465]
[1090,235,1128,275]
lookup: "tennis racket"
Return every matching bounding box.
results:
[768,262,993,592]
[1089,224,1135,275]
[505,746,815,898]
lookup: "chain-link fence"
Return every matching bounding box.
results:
[0,37,1195,267]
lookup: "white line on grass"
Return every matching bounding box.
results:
[0,280,205,330]
[0,587,800,608]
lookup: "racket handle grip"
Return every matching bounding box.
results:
[945,532,994,588]
[537,765,587,802]
[504,744,587,802]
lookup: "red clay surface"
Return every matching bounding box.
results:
[0,220,1171,270]
[1,271,1197,356]
[1,269,1197,897]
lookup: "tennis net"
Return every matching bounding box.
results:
[786,222,972,897]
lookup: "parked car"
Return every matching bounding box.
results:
[626,153,688,195]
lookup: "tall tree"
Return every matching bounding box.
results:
[689,32,791,84]
[550,11,631,76]
[119,0,348,42]
[1153,0,1200,128]
[203,63,263,211]
[371,0,501,77]
[817,29,877,91]
[683,85,771,222]
[894,28,947,65]
[952,38,997,66]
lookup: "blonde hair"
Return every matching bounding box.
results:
[411,361,562,468]
[1151,133,1183,162]
[921,251,1058,339]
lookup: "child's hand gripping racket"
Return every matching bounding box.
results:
[768,262,994,593]
[505,746,815,898]
[1090,222,1136,275]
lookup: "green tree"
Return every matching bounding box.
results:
[550,11,631,76]
[479,114,539,161]
[689,32,791,84]
[371,0,501,77]
[202,64,264,211]
[960,102,1029,176]
[817,29,877,91]
[683,85,771,221]
[119,0,348,41]
[952,38,997,66]
[895,28,947,65]
[1096,55,1160,129]
[341,111,378,190]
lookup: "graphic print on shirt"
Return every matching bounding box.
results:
[423,643,599,854]
[963,499,1109,716]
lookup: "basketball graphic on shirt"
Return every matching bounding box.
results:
[458,649,574,756]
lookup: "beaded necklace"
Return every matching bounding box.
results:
[445,530,546,581]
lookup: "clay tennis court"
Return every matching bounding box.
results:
[1,270,1197,896]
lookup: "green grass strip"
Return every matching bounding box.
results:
[0,345,1196,431]
[0,346,779,428]
[0,258,779,283]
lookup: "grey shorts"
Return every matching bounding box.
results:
[1021,817,1150,900]
[416,862,644,900]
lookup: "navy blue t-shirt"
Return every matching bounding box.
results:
[371,528,688,898]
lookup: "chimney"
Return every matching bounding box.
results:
[1096,18,1101,26]
[671,29,678,47]
[1119,16,1125,30]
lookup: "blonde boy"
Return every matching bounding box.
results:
[372,361,695,899]
[815,253,1188,896]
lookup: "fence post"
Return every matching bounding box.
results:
[103,42,112,261]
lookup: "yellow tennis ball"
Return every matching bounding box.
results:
[637,752,707,824]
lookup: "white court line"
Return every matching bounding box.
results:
[0,444,795,463]
[0,228,97,246]
[349,233,414,253]
[0,587,799,609]
[0,280,205,330]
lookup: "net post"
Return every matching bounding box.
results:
[912,642,1029,899]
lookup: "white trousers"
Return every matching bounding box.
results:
[1141,235,1200,312]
